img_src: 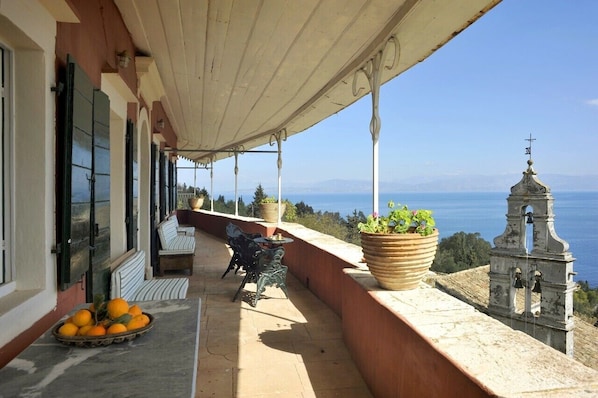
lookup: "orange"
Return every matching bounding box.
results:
[72,309,92,327]
[58,322,79,336]
[128,304,142,317]
[107,323,128,334]
[137,314,150,326]
[86,325,106,336]
[78,325,93,336]
[107,298,129,319]
[126,316,146,331]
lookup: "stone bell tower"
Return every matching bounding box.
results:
[488,138,575,356]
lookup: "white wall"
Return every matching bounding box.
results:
[137,110,152,277]
[0,0,60,348]
[101,76,128,260]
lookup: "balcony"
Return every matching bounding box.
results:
[179,210,598,397]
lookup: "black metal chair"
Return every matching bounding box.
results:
[232,246,288,306]
[222,223,262,278]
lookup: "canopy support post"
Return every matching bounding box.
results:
[270,129,287,224]
[353,36,400,215]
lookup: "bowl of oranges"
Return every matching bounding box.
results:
[52,295,154,347]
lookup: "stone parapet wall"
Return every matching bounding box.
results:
[343,269,598,397]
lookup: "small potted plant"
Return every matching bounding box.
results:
[358,201,439,290]
[259,196,286,223]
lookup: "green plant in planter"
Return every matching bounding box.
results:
[358,201,435,236]
[259,196,285,223]
[260,196,278,204]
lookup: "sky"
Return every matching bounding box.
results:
[177,1,598,197]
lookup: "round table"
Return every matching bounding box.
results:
[254,236,294,248]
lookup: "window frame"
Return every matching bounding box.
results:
[0,43,15,295]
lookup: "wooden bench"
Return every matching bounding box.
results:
[168,213,195,236]
[110,250,189,301]
[157,218,195,276]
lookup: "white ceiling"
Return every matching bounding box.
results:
[115,0,500,163]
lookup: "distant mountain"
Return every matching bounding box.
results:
[282,174,598,194]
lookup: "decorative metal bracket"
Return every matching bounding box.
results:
[352,36,400,141]
[229,145,245,176]
[269,128,287,170]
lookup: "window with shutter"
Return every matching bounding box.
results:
[56,55,111,299]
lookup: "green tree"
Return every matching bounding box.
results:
[251,184,267,218]
[573,280,598,321]
[431,250,458,274]
[295,201,314,217]
[213,194,235,214]
[344,209,366,245]
[282,199,297,222]
[431,232,491,273]
[296,211,347,241]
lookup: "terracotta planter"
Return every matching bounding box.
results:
[260,202,286,223]
[360,229,439,290]
[188,196,204,211]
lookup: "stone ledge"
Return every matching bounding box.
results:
[434,265,598,371]
[344,269,598,397]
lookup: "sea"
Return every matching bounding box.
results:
[282,191,598,288]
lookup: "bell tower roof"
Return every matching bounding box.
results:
[494,135,571,257]
[509,134,551,197]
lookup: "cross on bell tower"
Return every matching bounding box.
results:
[524,133,535,160]
[488,135,576,356]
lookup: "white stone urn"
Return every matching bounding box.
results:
[188,196,204,211]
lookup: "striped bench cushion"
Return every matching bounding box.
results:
[158,219,179,248]
[158,219,196,254]
[111,251,145,301]
[111,249,189,302]
[133,278,189,301]
[168,214,195,236]
[158,235,195,255]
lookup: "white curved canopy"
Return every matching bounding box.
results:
[115,0,500,163]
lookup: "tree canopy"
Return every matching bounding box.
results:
[432,232,491,274]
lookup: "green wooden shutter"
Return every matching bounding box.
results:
[57,55,93,290]
[159,151,167,220]
[57,55,111,298]
[89,88,111,300]
[150,143,158,273]
[125,119,138,250]
[168,160,175,214]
